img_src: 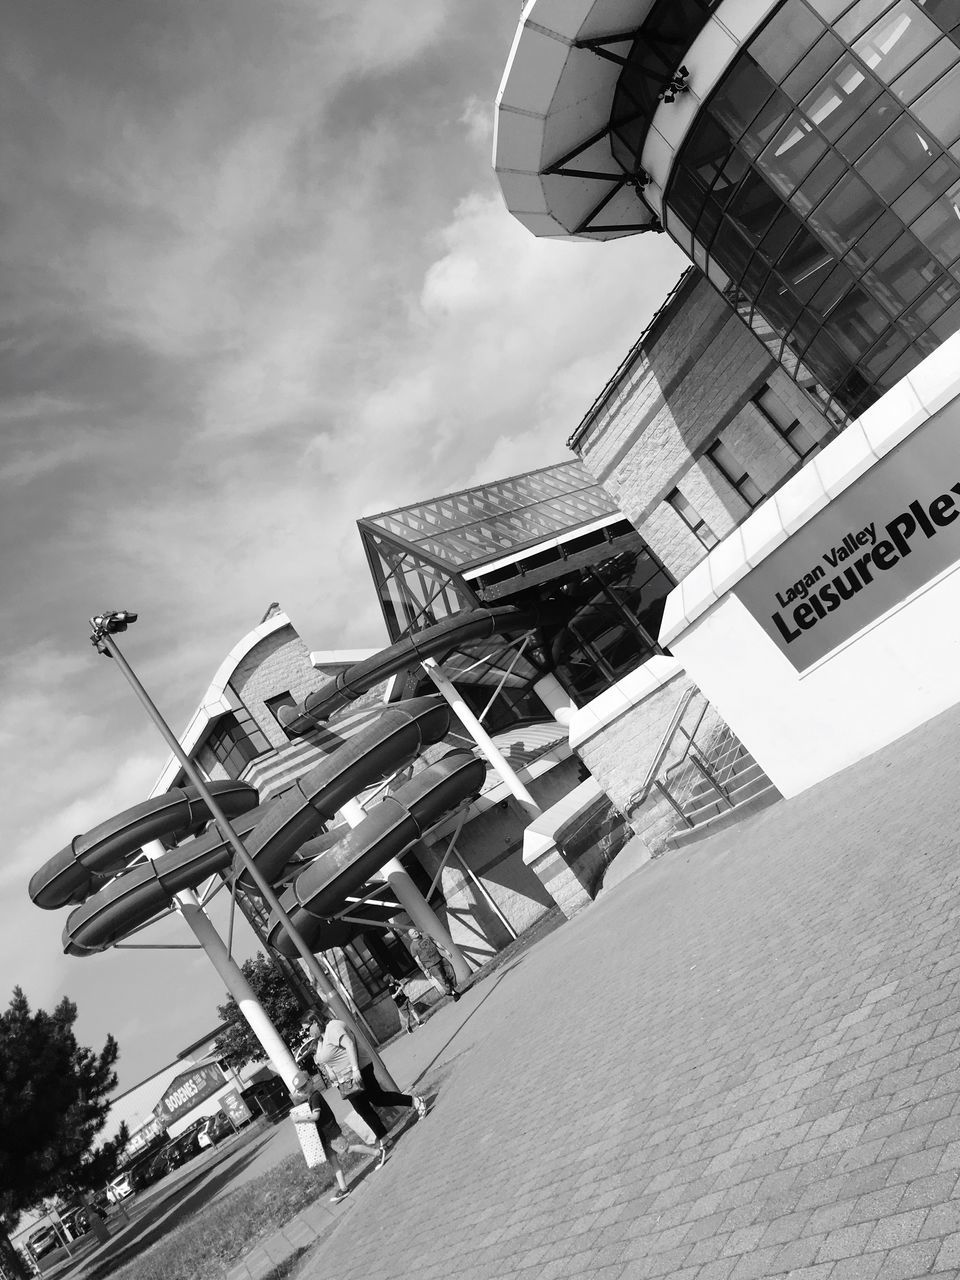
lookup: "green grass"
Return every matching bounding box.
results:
[95,1152,351,1280]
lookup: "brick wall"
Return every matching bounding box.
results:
[230,625,336,749]
[574,667,698,824]
[572,271,836,584]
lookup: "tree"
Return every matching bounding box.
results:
[0,987,128,1240]
[215,952,309,1068]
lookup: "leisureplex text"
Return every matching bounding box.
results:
[771,484,960,644]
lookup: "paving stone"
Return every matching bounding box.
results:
[219,702,960,1280]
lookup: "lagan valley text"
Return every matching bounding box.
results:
[771,483,960,644]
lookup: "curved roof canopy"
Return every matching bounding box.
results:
[493,0,716,240]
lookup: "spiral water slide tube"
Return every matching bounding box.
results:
[29,697,486,957]
[278,605,554,733]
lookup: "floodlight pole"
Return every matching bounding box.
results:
[91,617,396,1090]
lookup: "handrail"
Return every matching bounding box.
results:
[626,686,700,813]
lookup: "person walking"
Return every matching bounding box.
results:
[408,928,460,1001]
[313,1013,427,1146]
[289,1069,384,1204]
[386,973,423,1034]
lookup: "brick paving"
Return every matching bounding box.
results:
[249,701,960,1280]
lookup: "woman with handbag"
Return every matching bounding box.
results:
[313,1015,427,1149]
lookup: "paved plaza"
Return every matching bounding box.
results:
[265,699,960,1280]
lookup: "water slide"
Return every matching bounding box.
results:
[279,605,555,732]
[29,697,486,957]
[31,604,551,959]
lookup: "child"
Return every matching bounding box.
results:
[290,1070,386,1203]
[386,974,423,1034]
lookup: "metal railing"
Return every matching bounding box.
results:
[626,687,746,828]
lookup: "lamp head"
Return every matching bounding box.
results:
[89,610,138,654]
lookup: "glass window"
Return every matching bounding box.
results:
[684,115,734,188]
[808,0,858,19]
[842,208,902,271]
[931,296,960,340]
[790,149,847,215]
[667,488,719,549]
[784,31,846,97]
[911,180,960,265]
[756,274,804,338]
[836,0,900,41]
[801,54,882,142]
[891,153,958,219]
[808,171,885,254]
[725,168,782,243]
[752,4,825,80]
[918,0,960,38]
[706,439,765,507]
[835,98,898,161]
[198,711,270,779]
[912,63,960,148]
[866,232,942,308]
[862,327,911,375]
[890,36,957,101]
[666,0,960,422]
[778,225,836,298]
[856,116,940,201]
[740,89,794,159]
[755,384,825,456]
[758,115,829,196]
[853,1,939,82]
[899,274,960,333]
[709,60,777,140]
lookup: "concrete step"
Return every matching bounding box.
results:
[662,784,782,851]
[685,760,765,806]
[681,772,775,828]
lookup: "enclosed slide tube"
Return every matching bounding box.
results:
[28,781,259,910]
[28,697,475,956]
[267,749,487,955]
[279,605,556,733]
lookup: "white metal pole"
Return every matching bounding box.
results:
[533,672,578,728]
[337,800,471,983]
[422,657,541,822]
[177,891,300,1088]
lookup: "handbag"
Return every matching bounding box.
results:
[337,1074,363,1100]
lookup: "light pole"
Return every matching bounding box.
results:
[89,610,397,1089]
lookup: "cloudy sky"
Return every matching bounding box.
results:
[1,0,687,1099]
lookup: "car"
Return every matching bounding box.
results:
[58,1207,95,1240]
[106,1171,136,1202]
[164,1128,203,1170]
[26,1226,61,1261]
[197,1112,233,1148]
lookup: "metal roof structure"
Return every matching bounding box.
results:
[358,459,620,642]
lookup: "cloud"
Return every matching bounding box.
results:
[0,0,691,1096]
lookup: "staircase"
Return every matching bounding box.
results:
[626,689,780,853]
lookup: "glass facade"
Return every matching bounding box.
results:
[660,0,960,420]
[358,462,675,712]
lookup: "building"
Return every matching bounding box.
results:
[495,0,960,424]
[145,462,670,1040]
[568,266,843,583]
[494,1,960,802]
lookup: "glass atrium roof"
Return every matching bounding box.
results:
[360,460,619,571]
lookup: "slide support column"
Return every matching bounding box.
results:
[422,657,541,823]
[533,672,577,727]
[338,800,471,983]
[178,890,300,1087]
